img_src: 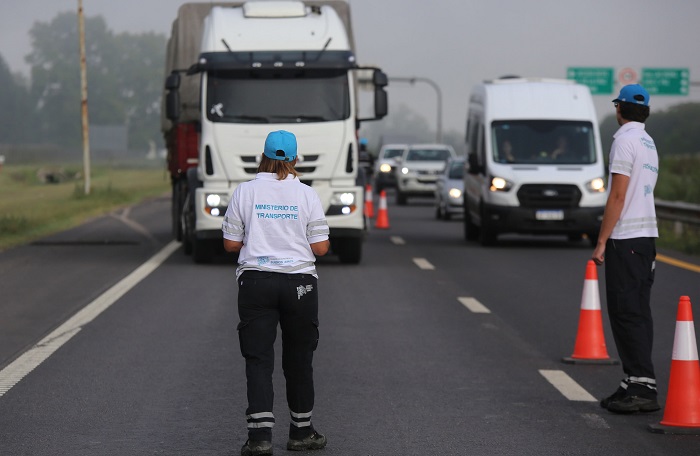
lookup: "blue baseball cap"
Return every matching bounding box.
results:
[263,130,297,162]
[613,84,650,106]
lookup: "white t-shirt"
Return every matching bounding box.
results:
[222,173,329,278]
[608,121,659,239]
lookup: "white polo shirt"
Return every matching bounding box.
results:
[222,173,329,278]
[608,121,659,239]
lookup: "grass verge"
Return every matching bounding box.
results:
[0,163,170,251]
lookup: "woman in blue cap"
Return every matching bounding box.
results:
[223,130,330,455]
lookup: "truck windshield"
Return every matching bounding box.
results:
[206,70,350,123]
[491,120,597,165]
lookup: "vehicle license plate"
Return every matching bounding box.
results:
[535,210,564,221]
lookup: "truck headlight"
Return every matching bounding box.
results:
[401,167,409,175]
[205,192,230,217]
[489,176,513,192]
[586,177,606,193]
[327,192,357,216]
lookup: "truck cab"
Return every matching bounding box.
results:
[163,1,388,263]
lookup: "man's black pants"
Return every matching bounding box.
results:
[237,270,319,441]
[604,237,657,397]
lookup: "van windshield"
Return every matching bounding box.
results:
[491,120,597,165]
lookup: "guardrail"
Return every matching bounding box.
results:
[656,199,700,226]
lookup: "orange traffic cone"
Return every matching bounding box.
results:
[562,260,618,365]
[364,184,374,218]
[374,190,390,229]
[649,296,700,435]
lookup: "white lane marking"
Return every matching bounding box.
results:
[0,240,180,398]
[458,297,491,314]
[390,236,405,245]
[413,258,435,270]
[539,369,597,402]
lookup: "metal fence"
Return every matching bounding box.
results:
[656,199,700,226]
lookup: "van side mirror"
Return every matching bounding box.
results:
[165,72,181,90]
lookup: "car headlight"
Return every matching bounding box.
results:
[401,167,409,175]
[489,176,513,192]
[205,192,230,216]
[586,177,606,193]
[379,163,392,173]
[448,188,462,199]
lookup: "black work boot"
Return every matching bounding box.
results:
[287,431,327,451]
[240,439,273,456]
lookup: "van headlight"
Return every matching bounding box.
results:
[489,176,513,192]
[205,192,230,217]
[586,177,606,193]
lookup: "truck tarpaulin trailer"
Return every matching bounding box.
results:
[162,1,388,263]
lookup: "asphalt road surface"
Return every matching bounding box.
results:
[1,193,700,455]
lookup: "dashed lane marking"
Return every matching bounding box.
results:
[413,258,435,270]
[458,297,491,313]
[539,369,597,402]
[0,241,180,398]
[390,236,405,245]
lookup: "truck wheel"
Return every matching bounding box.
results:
[172,179,186,241]
[464,204,479,241]
[334,237,362,264]
[193,238,214,264]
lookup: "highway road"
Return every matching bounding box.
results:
[1,193,699,455]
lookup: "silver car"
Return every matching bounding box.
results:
[435,156,465,220]
[395,144,456,205]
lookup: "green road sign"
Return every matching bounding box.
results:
[567,67,614,95]
[641,68,689,95]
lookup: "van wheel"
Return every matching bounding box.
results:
[479,206,497,246]
[464,205,479,241]
[586,232,599,246]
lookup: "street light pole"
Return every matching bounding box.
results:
[389,76,443,143]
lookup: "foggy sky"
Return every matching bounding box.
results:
[2,0,699,134]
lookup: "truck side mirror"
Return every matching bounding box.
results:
[165,72,181,90]
[166,91,180,121]
[373,70,388,87]
[165,72,181,121]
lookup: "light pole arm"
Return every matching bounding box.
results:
[389,76,443,143]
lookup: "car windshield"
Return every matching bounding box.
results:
[491,120,597,165]
[406,148,452,161]
[382,148,404,159]
[206,69,350,123]
[448,161,464,179]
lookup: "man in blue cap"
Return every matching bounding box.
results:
[592,84,660,414]
[223,130,330,455]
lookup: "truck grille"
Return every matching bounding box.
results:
[242,154,319,174]
[517,184,581,208]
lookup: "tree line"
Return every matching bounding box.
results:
[1,11,699,158]
[0,12,165,151]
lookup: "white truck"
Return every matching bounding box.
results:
[162,1,388,263]
[463,77,607,245]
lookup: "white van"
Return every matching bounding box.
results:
[463,77,607,245]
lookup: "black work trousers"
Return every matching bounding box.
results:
[237,270,319,441]
[604,237,657,396]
